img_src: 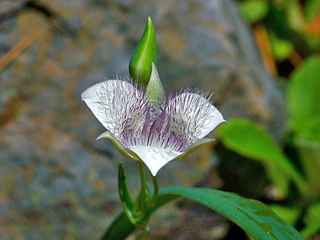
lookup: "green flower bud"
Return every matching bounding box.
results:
[129,17,158,85]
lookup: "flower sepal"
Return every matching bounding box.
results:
[172,138,216,162]
[97,131,140,160]
[146,63,166,107]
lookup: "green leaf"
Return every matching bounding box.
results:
[118,162,134,210]
[294,138,320,202]
[288,56,320,133]
[295,117,320,146]
[129,17,158,85]
[218,119,308,196]
[268,205,301,226]
[100,187,305,239]
[100,212,136,240]
[240,0,269,23]
[160,187,305,240]
[288,57,320,202]
[118,162,135,223]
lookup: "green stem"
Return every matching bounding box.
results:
[139,161,147,214]
[148,174,159,209]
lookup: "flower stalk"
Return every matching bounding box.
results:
[118,160,159,239]
[148,174,159,209]
[135,161,147,216]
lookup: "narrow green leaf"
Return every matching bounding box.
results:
[218,119,308,196]
[100,194,180,240]
[118,162,135,211]
[100,186,305,239]
[268,205,301,226]
[100,212,135,240]
[288,56,320,133]
[160,187,305,240]
[129,17,158,85]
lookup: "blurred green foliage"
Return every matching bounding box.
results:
[218,1,320,238]
[239,0,320,60]
[305,0,320,21]
[219,55,320,239]
[239,0,269,23]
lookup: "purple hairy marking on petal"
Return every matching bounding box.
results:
[150,113,164,133]
[142,107,150,136]
[149,101,167,134]
[104,84,221,155]
[163,115,171,136]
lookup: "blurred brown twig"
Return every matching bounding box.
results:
[0,33,37,73]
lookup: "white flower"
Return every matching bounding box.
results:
[81,65,226,176]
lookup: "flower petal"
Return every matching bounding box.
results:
[198,104,226,139]
[167,92,226,141]
[128,146,181,176]
[81,80,147,136]
[128,138,215,176]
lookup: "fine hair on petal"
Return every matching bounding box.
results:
[96,80,148,139]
